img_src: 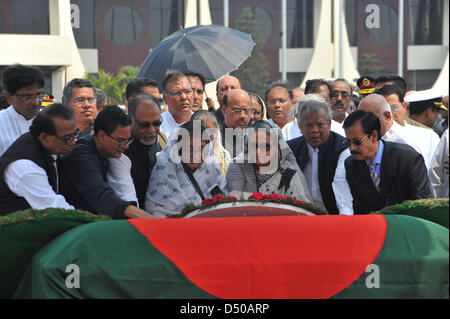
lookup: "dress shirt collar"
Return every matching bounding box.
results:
[366,140,384,166]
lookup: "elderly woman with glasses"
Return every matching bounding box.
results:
[145,119,227,217]
[226,120,312,202]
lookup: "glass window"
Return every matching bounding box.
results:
[363,4,398,44]
[71,0,96,49]
[104,6,143,46]
[286,0,314,48]
[345,0,357,46]
[235,7,272,44]
[287,72,306,88]
[11,0,49,34]
[408,0,443,45]
[209,0,224,26]
[148,0,185,49]
[407,70,441,90]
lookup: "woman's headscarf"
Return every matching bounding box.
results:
[227,120,312,202]
[145,120,227,217]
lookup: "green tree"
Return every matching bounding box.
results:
[231,7,270,99]
[85,65,139,105]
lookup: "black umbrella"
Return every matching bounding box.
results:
[137,24,255,89]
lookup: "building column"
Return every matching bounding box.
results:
[48,0,85,102]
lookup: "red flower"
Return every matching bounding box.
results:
[227,196,237,201]
[249,192,264,200]
[202,199,216,205]
[212,194,225,201]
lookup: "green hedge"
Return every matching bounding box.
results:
[372,198,449,229]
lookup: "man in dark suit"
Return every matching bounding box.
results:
[287,100,352,214]
[343,110,431,214]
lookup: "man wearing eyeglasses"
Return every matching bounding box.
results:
[221,88,252,158]
[107,95,165,209]
[265,81,298,141]
[160,71,194,138]
[0,103,77,215]
[343,110,430,214]
[330,79,353,124]
[0,64,45,156]
[59,105,153,219]
[62,78,98,138]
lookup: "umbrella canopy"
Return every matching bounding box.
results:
[137,24,255,90]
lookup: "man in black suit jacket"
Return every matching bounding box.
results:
[287,100,351,214]
[343,110,430,214]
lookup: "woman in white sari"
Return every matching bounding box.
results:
[145,120,227,217]
[226,120,312,202]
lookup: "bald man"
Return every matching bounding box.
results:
[221,88,252,158]
[358,94,435,168]
[358,94,408,144]
[215,75,241,129]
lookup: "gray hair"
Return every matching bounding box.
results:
[297,100,333,126]
[62,78,95,106]
[95,88,107,108]
[191,110,219,128]
[295,94,328,121]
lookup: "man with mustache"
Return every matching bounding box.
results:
[0,64,45,156]
[343,110,430,214]
[265,81,297,140]
[62,78,98,138]
[0,103,77,215]
[107,95,165,209]
[330,79,352,124]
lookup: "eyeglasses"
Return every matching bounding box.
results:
[135,119,163,129]
[253,111,262,116]
[15,93,46,102]
[343,134,370,147]
[331,91,350,99]
[266,99,289,106]
[166,89,193,97]
[106,133,134,148]
[229,107,253,115]
[55,128,81,144]
[72,97,97,105]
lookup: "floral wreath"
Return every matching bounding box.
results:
[171,193,327,218]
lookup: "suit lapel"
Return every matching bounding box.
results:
[378,142,395,203]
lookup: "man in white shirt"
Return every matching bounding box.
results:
[358,94,409,145]
[428,129,449,198]
[0,64,45,156]
[0,103,77,215]
[160,71,193,139]
[265,81,296,140]
[330,79,352,124]
[377,85,440,168]
[287,100,353,215]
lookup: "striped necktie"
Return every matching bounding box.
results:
[368,161,380,192]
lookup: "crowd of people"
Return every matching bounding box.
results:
[0,63,448,218]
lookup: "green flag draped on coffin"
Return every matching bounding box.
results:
[14,214,448,299]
